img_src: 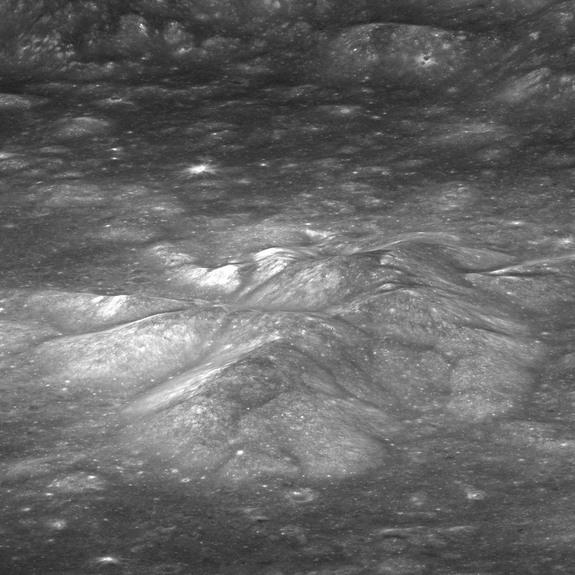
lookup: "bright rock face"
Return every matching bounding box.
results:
[4,233,544,482]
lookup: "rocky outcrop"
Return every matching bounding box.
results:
[3,232,555,482]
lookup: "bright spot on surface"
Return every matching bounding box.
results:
[554,235,575,247]
[183,162,217,176]
[45,518,67,530]
[463,486,487,500]
[284,487,318,504]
